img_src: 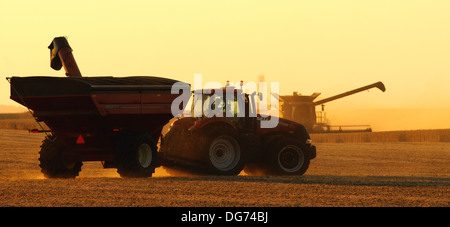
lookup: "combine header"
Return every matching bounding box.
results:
[280,82,386,133]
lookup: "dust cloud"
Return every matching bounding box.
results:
[326,108,450,131]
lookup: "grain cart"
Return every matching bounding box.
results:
[159,86,317,176]
[8,37,185,178]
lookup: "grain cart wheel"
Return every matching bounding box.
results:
[202,126,244,175]
[265,137,310,175]
[39,135,82,179]
[116,132,157,178]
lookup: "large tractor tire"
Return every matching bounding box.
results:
[264,137,310,175]
[201,125,244,175]
[39,135,82,179]
[115,132,158,178]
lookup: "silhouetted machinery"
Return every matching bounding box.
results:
[279,82,386,133]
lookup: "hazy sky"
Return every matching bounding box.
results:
[1,0,449,113]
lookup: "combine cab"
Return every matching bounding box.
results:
[8,37,185,178]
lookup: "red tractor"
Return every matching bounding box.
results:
[160,86,316,176]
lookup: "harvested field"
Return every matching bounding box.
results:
[311,129,450,143]
[0,129,448,207]
[0,112,49,131]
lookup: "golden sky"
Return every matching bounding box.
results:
[1,0,449,129]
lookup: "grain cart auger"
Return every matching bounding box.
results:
[8,36,187,178]
[280,81,385,133]
[159,85,317,176]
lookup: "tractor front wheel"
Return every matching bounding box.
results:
[264,137,310,175]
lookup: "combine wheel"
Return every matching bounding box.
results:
[116,132,158,178]
[39,135,82,179]
[264,137,310,176]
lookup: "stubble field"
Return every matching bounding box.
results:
[0,129,448,207]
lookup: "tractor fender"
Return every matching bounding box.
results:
[257,117,299,137]
[260,124,311,149]
[188,117,237,133]
[260,131,294,147]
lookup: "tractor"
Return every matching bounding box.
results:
[159,85,317,176]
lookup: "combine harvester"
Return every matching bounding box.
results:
[279,82,386,133]
[8,37,317,178]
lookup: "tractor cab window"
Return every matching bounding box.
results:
[191,92,245,117]
[191,93,203,117]
[205,95,225,117]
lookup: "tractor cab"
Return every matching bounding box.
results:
[189,86,260,132]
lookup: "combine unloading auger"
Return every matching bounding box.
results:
[313,82,385,106]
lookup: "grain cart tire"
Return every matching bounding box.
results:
[264,137,310,175]
[202,126,244,175]
[39,135,82,179]
[116,132,157,178]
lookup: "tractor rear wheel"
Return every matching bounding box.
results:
[208,135,242,174]
[202,126,244,175]
[39,135,82,179]
[115,132,158,178]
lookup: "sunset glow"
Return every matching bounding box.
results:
[1,0,449,130]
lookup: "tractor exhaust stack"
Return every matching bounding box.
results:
[48,37,82,77]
